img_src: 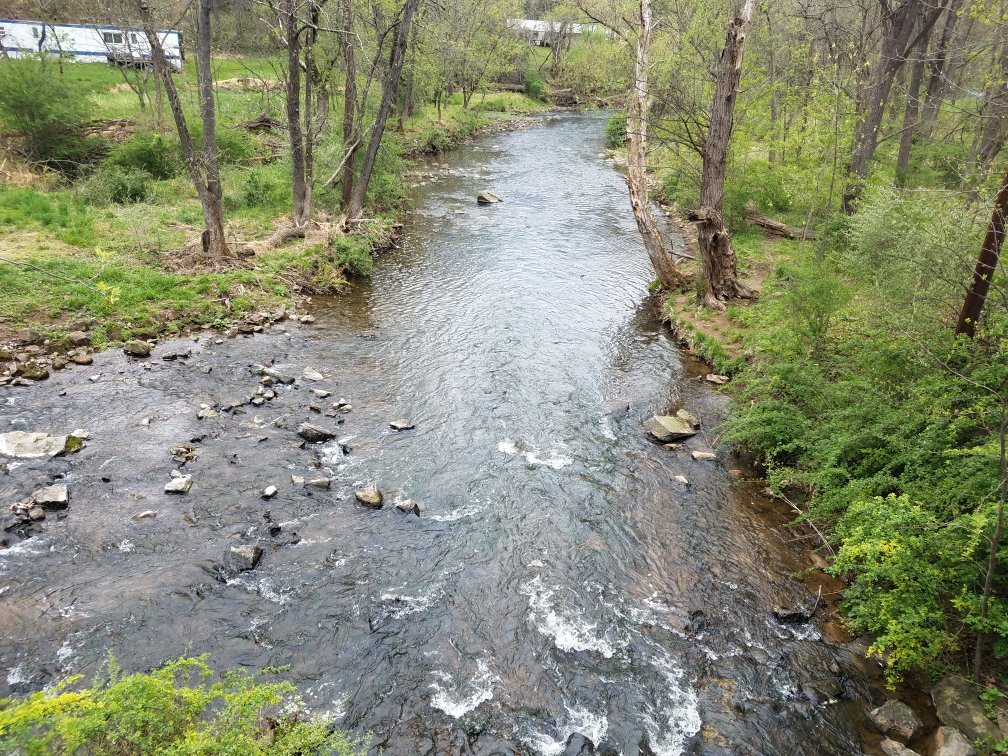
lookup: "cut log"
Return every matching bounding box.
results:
[745,210,816,241]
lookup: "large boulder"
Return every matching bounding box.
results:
[0,431,84,459]
[477,191,502,205]
[869,700,922,743]
[32,484,69,510]
[123,340,152,357]
[934,727,977,756]
[932,675,1002,743]
[224,544,262,574]
[645,415,697,443]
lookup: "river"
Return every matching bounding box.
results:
[0,112,882,754]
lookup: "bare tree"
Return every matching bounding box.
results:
[625,0,688,290]
[344,0,418,222]
[691,0,757,308]
[843,0,947,211]
[139,0,231,260]
[957,163,1008,337]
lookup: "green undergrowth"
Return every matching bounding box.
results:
[694,185,1008,684]
[0,655,365,755]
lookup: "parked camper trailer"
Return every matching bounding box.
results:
[0,20,183,71]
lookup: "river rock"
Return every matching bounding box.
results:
[390,419,415,431]
[691,450,717,461]
[297,423,336,443]
[869,700,922,743]
[562,733,595,755]
[355,484,383,508]
[27,506,46,521]
[132,510,157,521]
[19,362,49,381]
[705,373,729,385]
[0,349,12,362]
[932,674,1002,742]
[70,350,93,365]
[13,328,43,346]
[67,330,89,347]
[164,475,193,494]
[881,739,921,756]
[673,474,689,486]
[394,499,423,516]
[303,368,324,381]
[0,431,84,458]
[123,340,152,357]
[32,484,69,510]
[262,485,278,500]
[645,415,697,443]
[675,408,701,428]
[604,400,630,417]
[305,477,332,489]
[224,543,262,573]
[934,727,976,756]
[256,365,296,384]
[477,191,502,205]
[311,389,331,398]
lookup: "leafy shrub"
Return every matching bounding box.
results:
[188,124,257,165]
[0,656,365,755]
[82,168,152,205]
[0,57,100,171]
[106,133,181,180]
[661,170,699,211]
[332,236,373,277]
[365,137,405,210]
[0,185,95,246]
[241,169,286,210]
[723,162,792,227]
[604,112,626,149]
[524,70,547,102]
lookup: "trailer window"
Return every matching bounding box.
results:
[102,31,123,44]
[32,26,39,38]
[130,33,137,42]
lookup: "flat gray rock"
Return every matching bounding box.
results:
[390,419,415,431]
[934,727,976,756]
[0,431,84,459]
[123,340,152,357]
[32,484,69,509]
[298,423,336,443]
[932,675,1002,743]
[645,415,697,443]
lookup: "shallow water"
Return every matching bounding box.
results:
[0,112,880,754]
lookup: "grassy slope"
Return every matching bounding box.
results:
[0,60,549,343]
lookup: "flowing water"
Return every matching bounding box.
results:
[1,113,884,754]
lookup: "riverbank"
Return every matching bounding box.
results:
[661,204,1008,754]
[0,80,550,386]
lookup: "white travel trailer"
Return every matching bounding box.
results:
[0,19,183,71]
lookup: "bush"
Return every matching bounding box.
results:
[604,112,626,149]
[0,57,100,171]
[189,124,257,165]
[81,168,152,205]
[241,169,286,211]
[524,70,547,102]
[0,656,365,755]
[723,162,792,227]
[332,237,373,277]
[106,133,182,180]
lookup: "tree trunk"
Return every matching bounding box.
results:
[969,31,1008,189]
[625,0,686,291]
[398,20,418,131]
[896,42,928,179]
[139,0,229,260]
[344,0,418,222]
[956,161,1008,337]
[283,0,309,233]
[194,0,229,257]
[695,0,756,308]
[339,0,359,208]
[921,0,963,135]
[843,0,945,211]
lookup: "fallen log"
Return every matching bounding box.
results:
[746,210,816,241]
[241,112,283,132]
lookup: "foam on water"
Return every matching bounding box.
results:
[642,649,703,756]
[523,576,617,658]
[429,658,498,718]
[498,438,574,470]
[6,664,29,686]
[524,704,609,756]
